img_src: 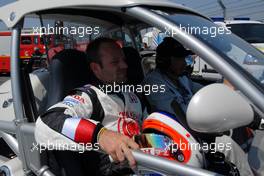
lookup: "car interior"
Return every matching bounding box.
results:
[0,8,228,176]
[28,12,146,175]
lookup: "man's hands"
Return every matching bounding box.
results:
[98,129,139,168]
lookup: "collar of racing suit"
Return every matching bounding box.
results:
[89,74,126,104]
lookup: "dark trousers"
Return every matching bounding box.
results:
[48,150,133,176]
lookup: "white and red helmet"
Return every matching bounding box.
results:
[141,112,204,167]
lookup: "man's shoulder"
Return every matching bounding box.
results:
[74,84,140,99]
[179,75,191,83]
[179,75,198,88]
[69,84,104,101]
[143,69,166,84]
[71,84,94,94]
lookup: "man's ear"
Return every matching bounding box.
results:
[90,62,101,76]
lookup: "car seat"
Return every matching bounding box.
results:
[122,47,144,85]
[45,49,90,109]
[44,49,95,176]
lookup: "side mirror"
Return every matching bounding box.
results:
[186,83,254,133]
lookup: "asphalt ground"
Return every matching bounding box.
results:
[0,75,10,85]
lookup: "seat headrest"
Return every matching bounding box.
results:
[46,49,90,109]
[123,47,144,85]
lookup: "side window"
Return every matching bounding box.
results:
[137,27,159,75]
[21,15,105,71]
[124,33,133,47]
[21,17,51,71]
[140,27,164,50]
[33,36,38,45]
[21,36,32,45]
[108,29,134,48]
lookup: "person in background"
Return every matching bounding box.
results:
[142,37,254,176]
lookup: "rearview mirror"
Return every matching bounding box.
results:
[186,83,254,133]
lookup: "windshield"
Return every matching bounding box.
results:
[227,23,264,44]
[154,11,264,87]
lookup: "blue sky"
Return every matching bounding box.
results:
[0,0,15,6]
[1,0,264,29]
[175,0,264,21]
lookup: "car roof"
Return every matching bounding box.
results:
[225,20,263,25]
[0,0,206,28]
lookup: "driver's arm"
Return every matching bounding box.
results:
[35,90,138,167]
[35,90,102,146]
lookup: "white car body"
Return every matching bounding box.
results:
[0,1,263,176]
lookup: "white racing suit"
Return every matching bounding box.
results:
[35,84,143,175]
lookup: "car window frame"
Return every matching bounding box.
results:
[126,6,264,114]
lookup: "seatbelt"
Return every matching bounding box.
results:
[71,87,105,122]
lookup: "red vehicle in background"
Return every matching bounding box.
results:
[0,30,50,73]
[0,25,119,73]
